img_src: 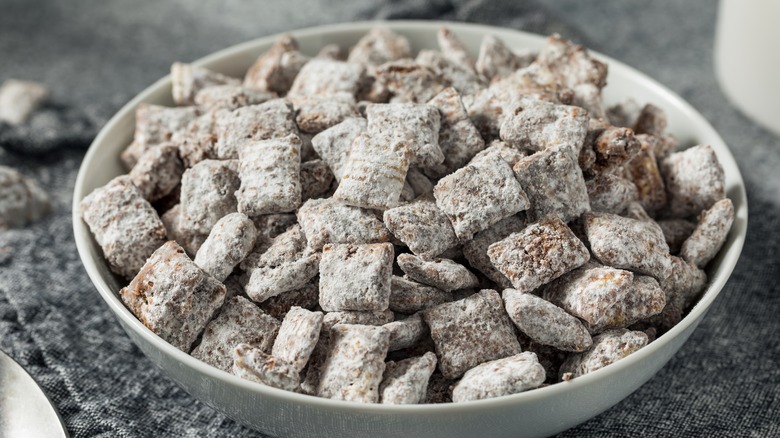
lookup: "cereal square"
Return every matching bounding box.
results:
[383,197,458,260]
[379,352,437,404]
[365,103,443,168]
[179,159,240,235]
[194,212,257,282]
[120,241,226,352]
[499,99,588,153]
[416,49,483,96]
[423,289,521,379]
[374,59,446,104]
[476,35,535,82]
[243,34,309,95]
[272,307,324,374]
[389,276,454,315]
[347,27,412,68]
[660,144,726,218]
[121,104,199,168]
[451,352,546,402]
[586,173,638,215]
[171,62,240,105]
[462,215,526,288]
[128,143,183,202]
[236,134,302,216]
[194,84,276,112]
[293,94,360,134]
[425,87,486,177]
[296,197,390,251]
[559,329,648,379]
[213,99,298,159]
[288,59,366,98]
[680,198,735,268]
[396,254,479,292]
[319,243,394,312]
[310,117,366,182]
[232,344,300,391]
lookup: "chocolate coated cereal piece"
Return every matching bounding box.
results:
[633,103,667,137]
[121,104,198,168]
[571,83,606,120]
[272,306,324,373]
[243,34,309,95]
[425,87,486,177]
[385,313,428,351]
[383,198,458,260]
[437,27,475,72]
[380,352,438,404]
[322,310,395,330]
[424,372,455,404]
[317,324,390,403]
[488,217,590,294]
[374,59,446,104]
[297,197,390,250]
[174,110,220,168]
[423,289,521,379]
[232,344,300,391]
[433,152,529,241]
[288,59,366,99]
[80,176,167,278]
[397,254,479,292]
[365,103,443,168]
[661,256,708,311]
[191,296,280,371]
[179,159,239,235]
[160,204,206,256]
[451,352,546,402]
[319,243,394,312]
[416,49,484,96]
[559,329,648,379]
[657,218,697,255]
[171,62,240,105]
[194,213,256,282]
[499,99,589,152]
[194,84,276,112]
[584,212,672,280]
[293,94,360,134]
[120,241,226,351]
[0,165,50,230]
[661,144,726,218]
[543,263,634,327]
[680,198,735,268]
[252,213,298,242]
[586,173,638,214]
[129,143,183,202]
[586,275,665,334]
[405,168,434,197]
[333,132,412,210]
[389,276,454,315]
[236,134,302,216]
[213,99,298,160]
[462,215,526,288]
[580,126,641,177]
[502,289,592,352]
[536,34,608,90]
[476,35,535,83]
[347,27,412,68]
[300,159,335,202]
[606,98,641,128]
[310,117,366,182]
[0,79,47,125]
[624,135,667,213]
[471,140,528,167]
[513,145,591,223]
[259,277,319,320]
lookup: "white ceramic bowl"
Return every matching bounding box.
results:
[73,21,747,438]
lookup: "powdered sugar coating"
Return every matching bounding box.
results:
[416,49,483,96]
[0,165,50,230]
[293,94,360,134]
[452,352,546,402]
[322,310,395,330]
[80,175,167,278]
[243,34,309,95]
[471,141,528,168]
[300,159,335,202]
[389,276,454,315]
[160,204,207,256]
[462,215,526,289]
[179,159,239,235]
[476,35,535,83]
[586,275,665,334]
[365,103,443,168]
[513,145,591,223]
[405,168,434,198]
[288,59,366,99]
[434,152,529,241]
[319,243,394,312]
[488,217,590,294]
[259,277,319,320]
[661,144,726,218]
[543,263,634,327]
[436,27,475,72]
[397,254,479,292]
[347,27,412,68]
[236,134,302,216]
[121,104,198,168]
[213,99,298,160]
[499,99,588,153]
[232,344,300,391]
[423,289,521,379]
[624,135,667,213]
[310,117,366,182]
[120,241,226,352]
[174,110,220,168]
[633,103,667,137]
[425,87,486,177]
[586,173,638,214]
[171,62,241,106]
[503,289,592,352]
[194,212,256,282]
[536,33,608,90]
[657,218,697,255]
[297,197,390,251]
[383,198,458,260]
[559,329,648,379]
[380,352,438,404]
[333,132,412,210]
[128,143,183,202]
[194,84,276,112]
[385,313,427,351]
[317,324,390,403]
[680,198,735,268]
[374,59,446,104]
[580,126,641,177]
[584,212,672,280]
[191,296,280,371]
[272,306,324,374]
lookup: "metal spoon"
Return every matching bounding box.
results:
[0,349,68,438]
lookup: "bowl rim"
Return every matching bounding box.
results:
[72,19,748,414]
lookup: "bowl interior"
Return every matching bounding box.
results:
[72,20,747,438]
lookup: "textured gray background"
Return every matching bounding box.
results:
[1,0,778,436]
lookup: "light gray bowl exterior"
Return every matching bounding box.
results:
[73,21,747,438]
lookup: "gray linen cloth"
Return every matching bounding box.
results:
[1,0,778,436]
